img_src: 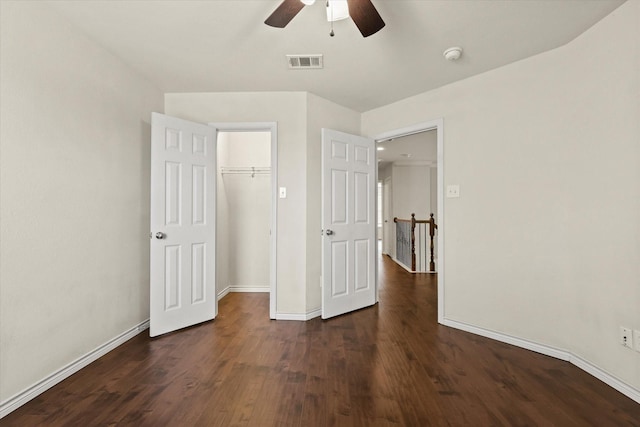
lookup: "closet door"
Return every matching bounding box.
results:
[150,113,217,337]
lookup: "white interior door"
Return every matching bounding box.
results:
[321,128,376,319]
[150,113,217,337]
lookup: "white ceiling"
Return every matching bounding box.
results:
[46,0,624,113]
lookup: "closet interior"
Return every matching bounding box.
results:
[216,131,271,300]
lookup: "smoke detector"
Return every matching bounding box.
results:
[443,47,463,61]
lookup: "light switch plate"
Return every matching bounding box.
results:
[279,187,287,198]
[446,184,460,198]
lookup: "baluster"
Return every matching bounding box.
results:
[422,223,427,271]
[429,213,436,272]
[411,213,416,271]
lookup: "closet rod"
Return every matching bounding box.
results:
[220,166,271,177]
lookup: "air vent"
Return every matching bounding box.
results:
[287,54,323,69]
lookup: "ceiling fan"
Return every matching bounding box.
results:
[265,0,385,38]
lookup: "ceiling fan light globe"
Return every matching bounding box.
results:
[326,0,350,22]
[300,0,315,5]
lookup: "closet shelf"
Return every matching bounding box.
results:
[220,166,271,177]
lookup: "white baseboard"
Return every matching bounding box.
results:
[276,308,321,321]
[217,286,230,300]
[0,319,150,419]
[441,318,640,404]
[392,257,413,273]
[391,257,437,274]
[570,354,640,404]
[218,286,269,301]
[228,286,270,293]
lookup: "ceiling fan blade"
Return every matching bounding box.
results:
[347,0,385,37]
[265,0,306,28]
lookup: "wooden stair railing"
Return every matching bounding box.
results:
[394,213,438,272]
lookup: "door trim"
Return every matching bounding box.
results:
[382,177,392,256]
[372,118,444,323]
[209,122,278,320]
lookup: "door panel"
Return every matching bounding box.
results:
[322,129,376,319]
[354,239,370,291]
[150,113,217,337]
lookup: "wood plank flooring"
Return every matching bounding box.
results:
[2,255,639,426]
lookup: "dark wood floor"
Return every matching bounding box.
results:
[3,256,639,426]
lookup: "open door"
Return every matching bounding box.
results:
[321,128,376,319]
[150,113,217,337]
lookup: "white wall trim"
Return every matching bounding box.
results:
[217,286,230,300]
[228,287,270,293]
[0,319,150,419]
[442,318,640,405]
[569,355,640,404]
[276,309,321,321]
[374,121,440,143]
[208,121,278,320]
[391,257,414,273]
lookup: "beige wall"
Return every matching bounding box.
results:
[362,1,640,391]
[0,1,164,402]
[392,164,433,220]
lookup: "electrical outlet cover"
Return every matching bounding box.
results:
[620,326,633,349]
[446,184,460,198]
[635,330,640,352]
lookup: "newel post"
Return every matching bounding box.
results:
[429,213,436,272]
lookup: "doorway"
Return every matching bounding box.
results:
[376,130,437,269]
[216,131,271,308]
[210,122,278,319]
[373,119,445,322]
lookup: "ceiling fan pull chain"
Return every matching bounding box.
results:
[328,0,335,36]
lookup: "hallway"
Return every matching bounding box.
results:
[2,256,639,426]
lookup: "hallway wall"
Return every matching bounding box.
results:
[392,164,433,220]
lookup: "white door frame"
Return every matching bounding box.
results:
[372,118,445,324]
[382,177,392,256]
[209,122,278,320]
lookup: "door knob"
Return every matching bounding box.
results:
[155,232,165,239]
[325,229,334,236]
